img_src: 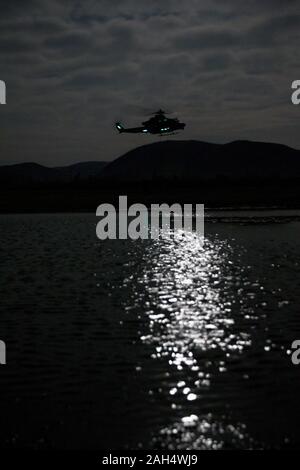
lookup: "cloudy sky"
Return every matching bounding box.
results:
[0,0,299,166]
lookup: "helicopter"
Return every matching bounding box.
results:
[115,109,186,136]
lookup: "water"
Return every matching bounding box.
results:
[0,213,300,449]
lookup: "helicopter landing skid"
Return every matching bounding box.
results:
[159,132,178,136]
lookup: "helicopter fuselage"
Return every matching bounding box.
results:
[116,122,185,135]
[115,111,186,135]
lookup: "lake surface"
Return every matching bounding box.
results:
[0,213,300,449]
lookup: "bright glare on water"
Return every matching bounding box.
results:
[124,231,256,449]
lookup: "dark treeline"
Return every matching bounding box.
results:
[1,179,300,213]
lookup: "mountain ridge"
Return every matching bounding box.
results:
[1,139,300,187]
[99,139,300,182]
[0,161,107,186]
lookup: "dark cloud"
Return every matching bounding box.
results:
[0,0,299,165]
[45,31,93,53]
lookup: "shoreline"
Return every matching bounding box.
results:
[2,208,300,222]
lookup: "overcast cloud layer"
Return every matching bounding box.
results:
[0,0,299,165]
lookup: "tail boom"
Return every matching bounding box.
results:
[115,123,146,134]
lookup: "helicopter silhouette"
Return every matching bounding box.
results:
[115,109,186,136]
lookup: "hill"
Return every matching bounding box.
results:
[0,161,107,187]
[1,140,300,211]
[99,140,300,182]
